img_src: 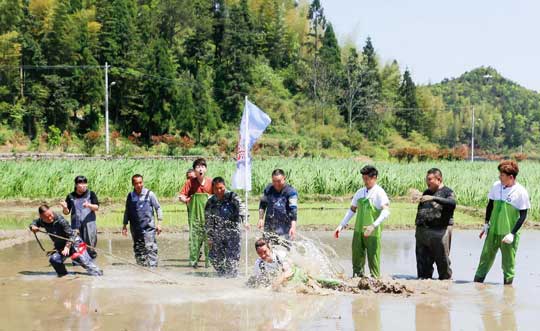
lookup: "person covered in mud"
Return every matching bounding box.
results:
[250,238,292,287]
[204,177,247,277]
[258,169,298,241]
[186,168,196,180]
[29,204,102,277]
[334,165,390,278]
[122,174,163,267]
[60,175,100,260]
[474,160,530,285]
[179,158,213,268]
[414,168,456,280]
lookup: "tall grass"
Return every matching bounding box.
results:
[0,159,538,219]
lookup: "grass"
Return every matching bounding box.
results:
[0,158,538,219]
[0,201,482,231]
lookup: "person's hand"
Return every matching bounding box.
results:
[60,201,68,209]
[82,201,90,209]
[61,246,70,256]
[156,224,162,235]
[502,233,514,244]
[122,226,128,237]
[334,225,343,239]
[363,225,375,237]
[479,223,489,239]
[244,223,251,231]
[420,195,435,203]
[289,223,297,240]
[257,218,264,230]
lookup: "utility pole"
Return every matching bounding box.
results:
[471,106,475,162]
[104,62,110,155]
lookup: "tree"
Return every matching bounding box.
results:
[395,68,423,137]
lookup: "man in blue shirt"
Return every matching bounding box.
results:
[258,169,298,240]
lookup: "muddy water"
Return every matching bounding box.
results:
[0,230,539,330]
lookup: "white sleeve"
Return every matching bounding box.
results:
[488,181,500,200]
[514,187,531,210]
[372,208,390,227]
[373,187,390,210]
[350,190,362,207]
[340,208,356,227]
[253,259,262,276]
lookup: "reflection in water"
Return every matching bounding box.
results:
[53,281,97,330]
[352,297,381,331]
[481,287,517,331]
[415,300,451,331]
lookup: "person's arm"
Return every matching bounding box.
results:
[287,191,298,239]
[204,202,214,241]
[179,180,191,203]
[58,216,75,255]
[60,196,71,215]
[29,219,41,232]
[149,192,163,222]
[511,209,528,235]
[150,191,163,234]
[233,193,247,224]
[258,191,268,229]
[372,205,390,228]
[84,191,99,212]
[334,205,357,238]
[479,199,494,239]
[432,194,456,208]
[122,194,130,236]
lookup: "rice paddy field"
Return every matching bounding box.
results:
[0,158,538,220]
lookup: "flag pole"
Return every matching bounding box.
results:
[244,95,250,276]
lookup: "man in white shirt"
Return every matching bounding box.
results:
[334,166,390,278]
[474,160,530,285]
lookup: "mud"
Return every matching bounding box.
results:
[1,230,539,330]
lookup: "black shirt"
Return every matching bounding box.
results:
[65,190,99,211]
[29,213,76,250]
[415,186,456,228]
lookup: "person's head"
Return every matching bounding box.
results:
[38,204,55,223]
[131,174,144,194]
[186,169,196,180]
[498,160,519,186]
[426,168,443,192]
[271,169,286,192]
[74,175,88,194]
[192,158,207,178]
[255,238,273,262]
[212,177,227,200]
[360,165,378,189]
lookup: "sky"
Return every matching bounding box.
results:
[322,0,540,91]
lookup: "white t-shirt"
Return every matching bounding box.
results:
[351,184,390,210]
[253,250,289,277]
[488,181,530,210]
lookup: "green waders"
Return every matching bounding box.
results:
[352,199,382,278]
[475,200,520,283]
[188,193,209,267]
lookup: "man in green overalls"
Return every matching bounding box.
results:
[334,166,390,278]
[179,158,213,268]
[474,160,530,285]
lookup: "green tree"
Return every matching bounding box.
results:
[395,68,422,137]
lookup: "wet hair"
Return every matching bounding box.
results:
[360,165,378,178]
[498,160,519,178]
[212,177,225,186]
[131,174,143,183]
[427,168,443,180]
[255,238,269,250]
[271,169,285,177]
[38,204,50,214]
[192,158,207,169]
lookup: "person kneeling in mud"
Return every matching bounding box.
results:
[248,238,340,290]
[205,177,247,278]
[29,205,102,277]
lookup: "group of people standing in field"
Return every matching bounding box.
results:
[29,158,529,286]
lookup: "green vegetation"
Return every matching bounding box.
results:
[1,1,539,158]
[0,201,482,230]
[0,159,538,220]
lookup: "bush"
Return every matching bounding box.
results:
[83,131,103,155]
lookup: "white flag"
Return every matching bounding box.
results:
[231,99,271,191]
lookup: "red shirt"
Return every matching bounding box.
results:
[180,177,213,198]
